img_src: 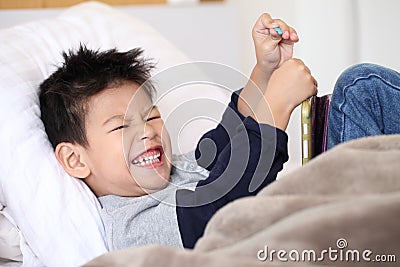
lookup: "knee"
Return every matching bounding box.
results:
[334,63,385,96]
[338,63,381,83]
[331,64,375,107]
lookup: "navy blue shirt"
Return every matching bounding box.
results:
[176,90,289,248]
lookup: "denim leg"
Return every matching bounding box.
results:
[328,63,400,149]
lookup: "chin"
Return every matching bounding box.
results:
[136,171,171,194]
[155,173,171,189]
[141,180,170,195]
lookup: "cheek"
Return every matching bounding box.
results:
[123,126,141,159]
[109,134,130,166]
[159,123,172,153]
[93,134,127,167]
[162,131,172,152]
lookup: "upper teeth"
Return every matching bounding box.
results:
[133,151,161,166]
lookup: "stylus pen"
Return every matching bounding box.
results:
[274,27,283,35]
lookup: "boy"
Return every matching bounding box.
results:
[39,13,317,250]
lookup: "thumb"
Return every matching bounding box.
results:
[253,27,282,47]
[254,33,281,52]
[268,27,283,42]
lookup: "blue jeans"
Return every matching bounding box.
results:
[328,63,400,149]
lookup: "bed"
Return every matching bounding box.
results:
[1,2,399,266]
[85,133,400,266]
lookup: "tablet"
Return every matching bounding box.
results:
[301,98,312,164]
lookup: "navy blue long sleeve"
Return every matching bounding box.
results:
[176,90,289,249]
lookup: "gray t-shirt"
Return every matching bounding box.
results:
[98,151,209,251]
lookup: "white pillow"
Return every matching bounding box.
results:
[0,205,22,263]
[0,2,194,266]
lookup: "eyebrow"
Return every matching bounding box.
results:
[102,114,125,126]
[139,105,158,118]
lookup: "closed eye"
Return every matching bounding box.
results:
[110,125,129,132]
[147,116,161,122]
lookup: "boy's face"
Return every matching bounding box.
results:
[82,82,172,197]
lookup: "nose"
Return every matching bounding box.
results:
[139,122,157,141]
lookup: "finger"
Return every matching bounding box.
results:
[253,13,276,39]
[312,76,318,88]
[257,14,297,42]
[309,75,318,96]
[289,27,299,42]
[259,13,279,29]
[270,19,289,32]
[313,85,318,96]
[302,63,311,74]
[258,14,288,41]
[269,19,292,39]
[305,84,318,99]
[279,38,297,47]
[269,30,282,41]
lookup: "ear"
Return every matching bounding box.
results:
[55,142,91,179]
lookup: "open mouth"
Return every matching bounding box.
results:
[131,147,163,167]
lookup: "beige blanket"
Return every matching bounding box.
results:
[85,135,400,267]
